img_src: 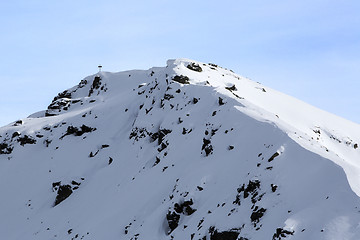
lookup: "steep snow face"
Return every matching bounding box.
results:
[1,59,360,240]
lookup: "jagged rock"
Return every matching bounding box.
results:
[174,199,196,215]
[172,75,190,84]
[129,127,149,141]
[272,228,294,240]
[53,90,72,102]
[166,211,180,234]
[12,132,20,138]
[225,85,237,91]
[52,181,61,191]
[60,125,96,139]
[13,120,23,126]
[0,142,13,154]
[187,63,203,72]
[47,99,71,110]
[54,185,73,206]
[164,94,174,100]
[268,152,280,162]
[78,79,88,88]
[209,227,240,240]
[218,97,225,106]
[234,180,261,205]
[250,206,266,224]
[153,157,160,166]
[271,184,278,192]
[17,135,36,146]
[202,138,213,156]
[88,76,102,96]
[150,129,172,145]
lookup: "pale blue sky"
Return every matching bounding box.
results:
[1,0,360,126]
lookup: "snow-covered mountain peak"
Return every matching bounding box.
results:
[1,59,360,240]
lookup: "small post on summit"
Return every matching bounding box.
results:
[98,65,102,72]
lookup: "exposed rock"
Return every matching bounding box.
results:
[12,132,20,138]
[202,138,213,156]
[268,152,280,162]
[174,199,196,215]
[54,185,73,206]
[234,180,261,205]
[272,228,294,240]
[13,120,23,126]
[17,135,37,146]
[187,63,203,72]
[150,129,172,145]
[250,206,266,224]
[218,97,225,106]
[0,142,13,154]
[271,184,278,192]
[88,76,102,96]
[60,125,96,139]
[166,211,180,234]
[172,75,190,84]
[225,85,237,91]
[209,227,240,240]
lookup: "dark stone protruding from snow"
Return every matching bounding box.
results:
[202,138,213,156]
[166,199,196,234]
[174,199,196,216]
[151,129,172,145]
[17,135,37,146]
[13,120,23,126]
[250,207,266,224]
[54,185,73,206]
[88,76,102,96]
[225,85,237,91]
[166,211,180,234]
[153,157,160,166]
[52,181,61,191]
[164,94,174,100]
[0,143,13,154]
[234,180,261,205]
[187,63,203,72]
[61,125,96,139]
[172,75,190,84]
[272,228,294,240]
[53,90,72,102]
[12,132,21,138]
[218,97,225,106]
[71,180,81,186]
[268,152,280,162]
[209,228,240,240]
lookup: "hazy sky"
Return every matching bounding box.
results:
[1,0,360,126]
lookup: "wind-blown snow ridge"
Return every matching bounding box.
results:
[1,58,360,240]
[171,58,360,196]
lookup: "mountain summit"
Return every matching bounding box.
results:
[1,59,360,240]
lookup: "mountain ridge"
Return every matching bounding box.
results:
[1,58,360,240]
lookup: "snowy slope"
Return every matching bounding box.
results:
[1,59,360,240]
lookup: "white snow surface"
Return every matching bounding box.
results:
[1,58,360,239]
